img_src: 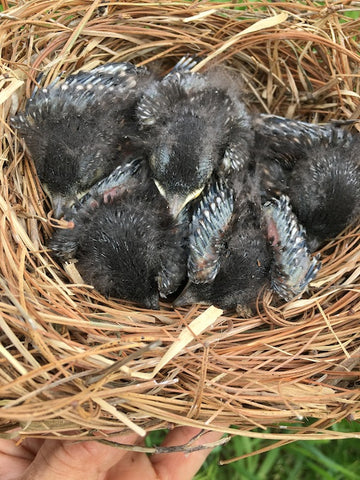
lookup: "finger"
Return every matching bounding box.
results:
[151,427,224,480]
[0,439,36,480]
[0,439,35,460]
[20,433,139,480]
[106,448,158,480]
[20,438,46,456]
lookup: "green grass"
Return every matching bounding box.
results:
[195,420,360,480]
[343,10,360,19]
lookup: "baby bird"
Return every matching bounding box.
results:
[251,115,360,250]
[286,134,360,250]
[50,176,187,309]
[175,172,319,312]
[137,66,253,217]
[251,114,355,201]
[174,176,270,311]
[12,62,153,217]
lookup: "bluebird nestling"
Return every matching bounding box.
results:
[174,176,271,311]
[285,134,360,250]
[251,115,360,249]
[137,66,253,217]
[12,62,153,217]
[175,171,320,311]
[251,114,355,201]
[50,178,187,309]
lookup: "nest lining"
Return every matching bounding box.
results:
[0,0,360,448]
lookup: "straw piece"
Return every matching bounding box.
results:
[0,78,24,106]
[93,398,146,437]
[193,12,289,71]
[124,306,223,380]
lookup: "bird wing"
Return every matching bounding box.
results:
[253,114,354,168]
[67,157,144,218]
[14,62,150,122]
[188,179,234,284]
[12,63,152,216]
[12,62,152,156]
[262,195,321,301]
[165,55,200,74]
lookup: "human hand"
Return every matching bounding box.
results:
[0,427,223,480]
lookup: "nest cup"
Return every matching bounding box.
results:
[1,1,360,450]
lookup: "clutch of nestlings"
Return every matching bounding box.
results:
[12,57,360,312]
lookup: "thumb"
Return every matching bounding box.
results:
[21,434,138,480]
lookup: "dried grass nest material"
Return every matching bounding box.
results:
[1,0,360,449]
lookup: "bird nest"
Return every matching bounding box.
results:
[1,0,360,451]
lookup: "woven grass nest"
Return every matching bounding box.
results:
[1,0,360,453]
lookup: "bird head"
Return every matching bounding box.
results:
[138,68,252,216]
[149,115,223,217]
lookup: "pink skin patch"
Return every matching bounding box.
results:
[89,199,99,209]
[265,216,280,247]
[103,186,126,203]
